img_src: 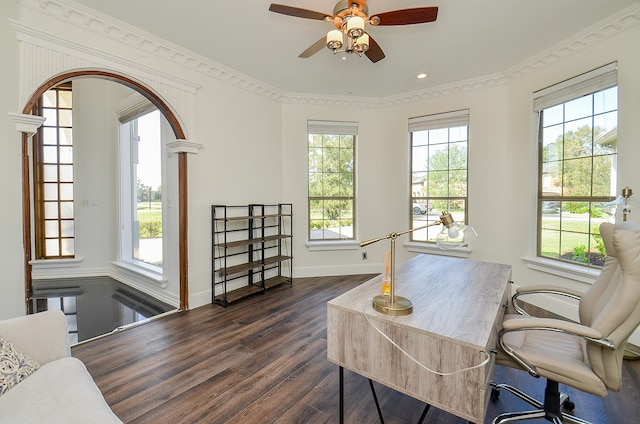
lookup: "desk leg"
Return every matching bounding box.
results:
[368,379,385,423]
[339,366,344,424]
[417,403,431,424]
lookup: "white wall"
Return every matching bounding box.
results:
[281,25,640,342]
[1,2,639,324]
[0,0,25,319]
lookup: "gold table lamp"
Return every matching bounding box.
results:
[360,212,477,316]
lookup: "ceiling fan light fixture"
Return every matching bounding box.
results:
[354,33,369,54]
[346,16,365,38]
[327,29,344,50]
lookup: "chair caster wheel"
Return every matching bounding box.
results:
[491,386,500,402]
[562,397,575,411]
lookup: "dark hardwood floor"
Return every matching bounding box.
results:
[72,275,640,423]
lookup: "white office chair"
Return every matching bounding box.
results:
[491,220,640,424]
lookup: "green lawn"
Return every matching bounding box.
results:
[137,202,162,224]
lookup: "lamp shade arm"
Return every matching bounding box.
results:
[359,220,442,248]
[512,285,583,316]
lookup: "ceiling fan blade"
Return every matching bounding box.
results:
[269,4,330,21]
[365,36,385,63]
[371,7,438,26]
[299,37,327,58]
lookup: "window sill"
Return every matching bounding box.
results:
[30,257,83,268]
[521,256,599,284]
[404,241,472,258]
[305,240,360,251]
[112,260,167,288]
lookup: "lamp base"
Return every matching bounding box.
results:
[372,295,413,316]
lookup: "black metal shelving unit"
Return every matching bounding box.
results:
[211,203,293,306]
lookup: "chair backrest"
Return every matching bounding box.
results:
[578,220,640,391]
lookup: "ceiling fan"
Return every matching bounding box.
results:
[268,1,438,63]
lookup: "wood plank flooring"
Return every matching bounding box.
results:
[72,275,640,423]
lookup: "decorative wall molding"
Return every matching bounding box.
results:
[167,139,203,155]
[8,112,46,136]
[10,20,199,140]
[14,0,640,108]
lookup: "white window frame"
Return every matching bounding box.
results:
[406,110,472,257]
[525,62,618,281]
[306,120,359,250]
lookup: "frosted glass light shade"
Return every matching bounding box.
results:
[354,33,369,53]
[327,30,343,49]
[347,16,365,37]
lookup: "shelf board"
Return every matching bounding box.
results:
[217,255,293,276]
[213,213,292,222]
[213,276,292,306]
[220,234,292,249]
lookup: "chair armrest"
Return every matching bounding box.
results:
[512,285,583,316]
[0,310,71,365]
[501,316,614,349]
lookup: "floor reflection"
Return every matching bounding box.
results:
[31,277,175,344]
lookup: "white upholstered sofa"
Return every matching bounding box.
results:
[0,309,122,423]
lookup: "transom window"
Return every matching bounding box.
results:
[409,110,469,242]
[534,63,618,267]
[34,82,75,258]
[307,120,356,241]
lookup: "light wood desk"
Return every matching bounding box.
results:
[327,254,512,423]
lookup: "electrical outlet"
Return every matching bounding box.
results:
[362,252,367,260]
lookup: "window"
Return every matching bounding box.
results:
[119,108,163,270]
[34,83,75,258]
[308,121,356,240]
[409,110,469,242]
[534,63,618,267]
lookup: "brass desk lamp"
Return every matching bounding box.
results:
[360,212,477,316]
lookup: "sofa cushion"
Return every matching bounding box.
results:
[0,337,40,396]
[0,357,122,423]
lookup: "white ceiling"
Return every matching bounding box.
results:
[69,0,638,99]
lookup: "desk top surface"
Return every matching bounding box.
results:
[328,254,512,349]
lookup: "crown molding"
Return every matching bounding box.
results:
[15,0,640,108]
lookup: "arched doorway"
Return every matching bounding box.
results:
[21,69,189,313]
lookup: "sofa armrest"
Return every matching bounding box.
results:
[0,310,71,365]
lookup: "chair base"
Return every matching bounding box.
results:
[491,380,592,424]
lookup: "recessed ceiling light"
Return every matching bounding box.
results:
[416,73,429,80]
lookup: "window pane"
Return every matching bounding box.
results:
[565,95,593,121]
[43,128,57,144]
[543,104,563,126]
[59,165,73,182]
[44,183,58,201]
[59,183,73,201]
[45,221,59,238]
[58,109,72,127]
[60,201,73,219]
[59,128,73,145]
[45,239,60,256]
[308,173,323,197]
[61,238,74,256]
[60,220,74,237]
[562,157,592,196]
[42,108,57,126]
[44,202,59,219]
[563,118,593,159]
[42,91,56,107]
[594,86,617,114]
[43,146,58,163]
[58,90,72,108]
[59,146,73,164]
